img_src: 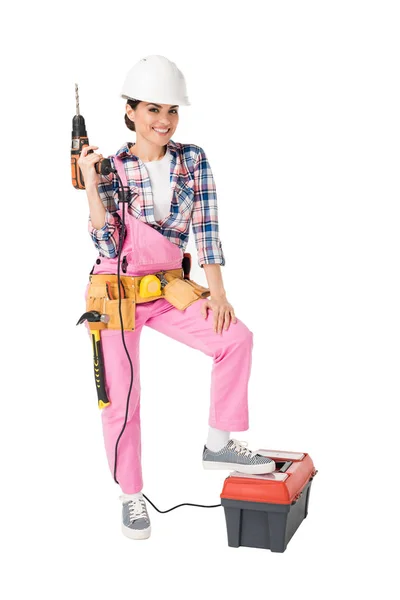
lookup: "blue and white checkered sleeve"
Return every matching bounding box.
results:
[191,146,226,268]
[88,166,124,259]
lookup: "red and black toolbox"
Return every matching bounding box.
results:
[220,449,318,552]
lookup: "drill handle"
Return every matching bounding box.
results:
[71,137,113,190]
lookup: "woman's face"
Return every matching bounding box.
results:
[126,102,179,145]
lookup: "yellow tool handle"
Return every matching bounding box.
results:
[90,329,111,409]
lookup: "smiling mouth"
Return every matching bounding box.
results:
[152,128,170,135]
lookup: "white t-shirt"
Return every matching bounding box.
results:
[143,149,172,223]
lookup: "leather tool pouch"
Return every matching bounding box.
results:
[162,277,210,310]
[184,279,211,299]
[86,282,136,331]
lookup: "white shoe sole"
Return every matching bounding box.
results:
[122,523,151,540]
[202,460,276,474]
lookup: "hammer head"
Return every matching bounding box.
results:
[76,310,102,325]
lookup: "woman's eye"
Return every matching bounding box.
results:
[149,108,177,114]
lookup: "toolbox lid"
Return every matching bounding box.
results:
[220,450,317,505]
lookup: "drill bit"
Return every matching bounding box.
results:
[75,83,80,116]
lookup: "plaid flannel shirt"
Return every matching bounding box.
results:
[88,139,225,268]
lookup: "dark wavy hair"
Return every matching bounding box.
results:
[124,98,141,132]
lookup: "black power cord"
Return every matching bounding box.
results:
[107,167,221,513]
[143,495,222,513]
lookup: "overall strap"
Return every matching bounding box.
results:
[111,154,132,271]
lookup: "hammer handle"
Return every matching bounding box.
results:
[91,330,110,409]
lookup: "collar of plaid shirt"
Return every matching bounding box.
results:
[113,138,195,227]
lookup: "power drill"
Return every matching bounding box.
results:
[71,83,113,190]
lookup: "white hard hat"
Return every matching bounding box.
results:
[121,55,191,106]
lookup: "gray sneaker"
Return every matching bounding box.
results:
[119,493,151,540]
[202,438,276,474]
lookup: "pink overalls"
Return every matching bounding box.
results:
[84,155,254,494]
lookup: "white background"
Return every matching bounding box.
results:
[1,0,399,598]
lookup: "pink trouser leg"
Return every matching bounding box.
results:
[85,299,152,495]
[87,296,253,494]
[145,297,254,431]
[99,327,143,494]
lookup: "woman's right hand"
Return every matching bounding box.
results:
[78,144,104,189]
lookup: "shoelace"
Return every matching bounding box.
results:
[119,495,149,524]
[229,439,257,458]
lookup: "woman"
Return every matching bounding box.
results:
[79,55,275,541]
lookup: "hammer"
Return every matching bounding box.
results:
[76,310,111,409]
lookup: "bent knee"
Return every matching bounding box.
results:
[231,320,253,345]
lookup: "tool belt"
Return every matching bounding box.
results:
[86,268,210,331]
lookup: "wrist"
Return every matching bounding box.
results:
[210,291,226,299]
[85,181,98,193]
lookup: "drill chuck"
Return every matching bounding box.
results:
[72,114,88,138]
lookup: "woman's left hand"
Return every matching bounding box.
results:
[200,295,237,334]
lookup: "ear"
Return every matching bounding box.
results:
[126,105,135,123]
